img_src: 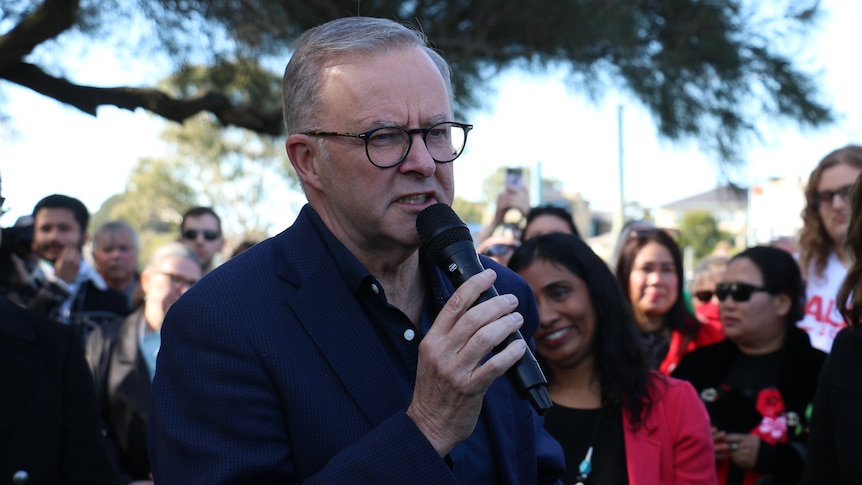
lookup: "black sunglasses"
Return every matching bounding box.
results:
[694,290,714,303]
[481,244,519,257]
[182,229,220,242]
[715,282,772,302]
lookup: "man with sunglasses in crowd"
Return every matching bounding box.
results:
[178,206,224,275]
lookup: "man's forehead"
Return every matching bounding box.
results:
[184,214,219,228]
[35,207,78,224]
[97,232,134,247]
[317,48,451,122]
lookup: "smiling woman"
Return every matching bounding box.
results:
[509,232,717,485]
[614,228,724,374]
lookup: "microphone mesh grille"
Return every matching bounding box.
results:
[416,204,473,262]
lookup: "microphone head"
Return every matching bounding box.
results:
[416,203,473,262]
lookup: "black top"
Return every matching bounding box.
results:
[802,327,862,484]
[672,327,826,484]
[543,404,628,485]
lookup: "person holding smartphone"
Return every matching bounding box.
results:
[476,167,530,245]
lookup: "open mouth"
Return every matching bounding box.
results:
[397,194,429,204]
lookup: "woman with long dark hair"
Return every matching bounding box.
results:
[510,233,715,484]
[615,228,723,374]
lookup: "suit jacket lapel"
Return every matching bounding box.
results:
[279,208,412,426]
[111,313,151,416]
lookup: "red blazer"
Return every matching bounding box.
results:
[624,373,718,485]
[659,323,725,375]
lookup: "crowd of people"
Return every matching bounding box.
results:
[1,14,861,485]
[0,185,248,483]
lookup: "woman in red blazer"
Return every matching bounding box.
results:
[510,233,716,485]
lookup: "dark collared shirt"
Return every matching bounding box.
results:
[307,207,498,484]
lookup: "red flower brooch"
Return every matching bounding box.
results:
[752,388,788,445]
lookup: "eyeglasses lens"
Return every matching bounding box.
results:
[815,184,854,208]
[367,122,468,167]
[694,291,714,303]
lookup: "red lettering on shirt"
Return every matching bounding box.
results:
[805,296,824,321]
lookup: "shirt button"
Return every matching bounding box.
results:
[371,283,380,295]
[403,329,416,341]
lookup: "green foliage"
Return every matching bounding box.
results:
[678,210,730,260]
[159,112,296,237]
[452,196,485,224]
[162,59,283,113]
[91,158,196,233]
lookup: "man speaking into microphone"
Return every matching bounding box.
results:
[149,16,565,484]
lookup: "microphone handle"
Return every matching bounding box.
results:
[436,241,552,415]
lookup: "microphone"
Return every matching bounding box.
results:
[416,203,552,415]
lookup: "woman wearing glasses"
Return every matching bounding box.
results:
[509,233,716,485]
[87,242,202,484]
[615,228,724,375]
[802,176,862,484]
[797,145,862,352]
[672,246,826,485]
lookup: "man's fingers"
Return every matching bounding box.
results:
[434,269,499,332]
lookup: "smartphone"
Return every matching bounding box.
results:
[505,167,524,189]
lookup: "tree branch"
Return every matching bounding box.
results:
[0,62,284,135]
[0,0,80,67]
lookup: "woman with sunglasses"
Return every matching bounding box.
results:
[689,256,729,335]
[802,177,862,484]
[672,246,826,485]
[615,228,724,375]
[509,233,716,485]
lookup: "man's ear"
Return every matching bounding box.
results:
[286,135,324,192]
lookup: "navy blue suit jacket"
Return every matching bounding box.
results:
[149,205,564,484]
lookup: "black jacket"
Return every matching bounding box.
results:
[0,296,116,485]
[801,327,862,484]
[672,326,826,484]
[87,310,153,482]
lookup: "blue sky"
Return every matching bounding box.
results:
[1,1,859,234]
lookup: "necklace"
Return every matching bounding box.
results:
[573,408,603,485]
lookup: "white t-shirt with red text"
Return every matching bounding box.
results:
[798,252,847,352]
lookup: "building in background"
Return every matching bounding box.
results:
[747,177,805,249]
[653,184,749,248]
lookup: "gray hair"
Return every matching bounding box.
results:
[92,220,140,252]
[281,16,454,134]
[144,242,201,272]
[691,255,729,289]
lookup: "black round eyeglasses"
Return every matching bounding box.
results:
[303,121,473,169]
